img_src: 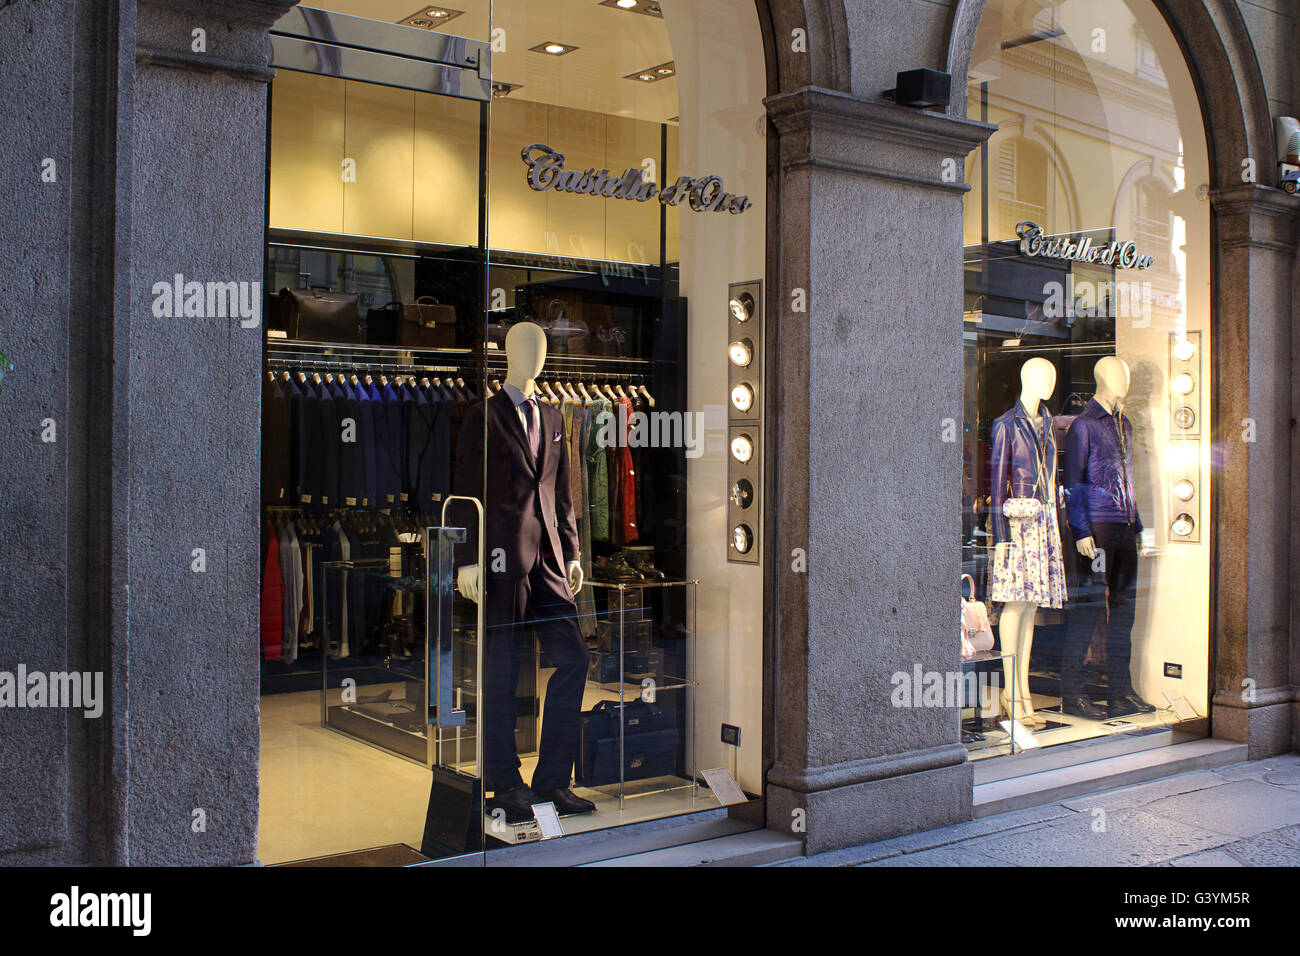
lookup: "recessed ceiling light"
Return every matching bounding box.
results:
[399,5,465,29]
[531,41,578,56]
[598,0,663,18]
[624,60,675,83]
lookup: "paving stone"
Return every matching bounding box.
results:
[1061,770,1227,812]
[1213,754,1300,782]
[862,846,1011,866]
[1166,848,1244,867]
[1260,767,1300,789]
[1141,780,1300,837]
[960,808,1234,867]
[1218,830,1300,866]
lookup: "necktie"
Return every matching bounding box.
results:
[525,398,540,463]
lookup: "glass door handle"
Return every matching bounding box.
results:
[431,497,484,746]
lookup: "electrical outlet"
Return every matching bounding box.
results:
[721,723,741,746]
[1164,662,1183,679]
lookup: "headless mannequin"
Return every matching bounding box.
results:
[996,357,1056,727]
[1074,356,1130,560]
[457,322,584,603]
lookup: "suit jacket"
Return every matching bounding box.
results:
[454,390,580,580]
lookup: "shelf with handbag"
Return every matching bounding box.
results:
[575,578,709,809]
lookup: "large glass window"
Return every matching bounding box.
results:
[960,0,1211,761]
[258,0,766,864]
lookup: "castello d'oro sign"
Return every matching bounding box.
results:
[521,143,752,215]
[1016,220,1155,270]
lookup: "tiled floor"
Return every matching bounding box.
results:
[259,689,717,865]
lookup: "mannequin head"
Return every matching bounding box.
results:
[504,322,547,394]
[1019,357,1056,410]
[1093,356,1131,411]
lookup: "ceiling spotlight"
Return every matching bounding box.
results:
[624,61,676,83]
[399,6,465,29]
[730,292,755,323]
[1172,371,1195,395]
[531,41,578,56]
[731,383,755,413]
[599,0,663,17]
[1173,478,1195,501]
[1173,338,1197,361]
[730,434,754,464]
[1171,513,1195,537]
[728,339,754,367]
[492,82,522,98]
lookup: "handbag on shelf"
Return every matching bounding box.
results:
[280,286,361,343]
[961,574,995,660]
[399,296,457,349]
[575,699,676,788]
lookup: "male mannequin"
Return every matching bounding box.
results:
[989,358,1067,728]
[454,322,593,823]
[1061,356,1154,719]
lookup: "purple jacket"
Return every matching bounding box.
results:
[1064,398,1142,537]
[989,401,1057,544]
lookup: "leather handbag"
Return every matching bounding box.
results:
[280,286,360,342]
[399,296,457,349]
[420,765,483,858]
[576,699,676,788]
[961,574,995,659]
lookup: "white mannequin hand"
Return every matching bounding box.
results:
[457,564,481,604]
[567,560,583,595]
[1076,537,1097,559]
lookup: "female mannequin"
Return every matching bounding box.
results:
[989,357,1068,728]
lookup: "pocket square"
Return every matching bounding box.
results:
[552,430,562,442]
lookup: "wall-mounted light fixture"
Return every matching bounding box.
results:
[728,280,762,565]
[1168,330,1202,543]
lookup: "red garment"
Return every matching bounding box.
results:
[261,528,283,661]
[619,398,638,544]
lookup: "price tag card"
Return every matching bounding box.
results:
[1000,720,1041,750]
[1163,690,1198,720]
[701,768,748,806]
[530,802,564,840]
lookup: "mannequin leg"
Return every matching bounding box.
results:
[999,601,1041,726]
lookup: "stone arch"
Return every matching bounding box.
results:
[755,0,850,94]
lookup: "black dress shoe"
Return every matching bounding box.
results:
[532,787,596,816]
[594,553,644,582]
[626,553,666,580]
[1109,692,1156,717]
[486,786,538,824]
[1061,695,1106,720]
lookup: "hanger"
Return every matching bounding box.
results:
[639,384,655,408]
[615,383,630,399]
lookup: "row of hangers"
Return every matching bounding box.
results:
[267,367,476,400]
[484,378,656,409]
[265,504,434,535]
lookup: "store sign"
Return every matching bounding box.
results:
[521,143,752,215]
[1015,221,1154,270]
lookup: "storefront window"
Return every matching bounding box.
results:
[960,0,1211,760]
[258,0,766,864]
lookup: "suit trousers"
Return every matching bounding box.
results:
[482,551,587,793]
[1061,521,1139,700]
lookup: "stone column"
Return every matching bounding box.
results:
[0,0,295,866]
[1209,183,1298,757]
[763,87,992,854]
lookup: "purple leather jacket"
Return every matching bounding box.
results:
[1063,398,1142,537]
[989,401,1057,544]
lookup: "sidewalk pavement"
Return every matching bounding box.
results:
[774,753,1300,867]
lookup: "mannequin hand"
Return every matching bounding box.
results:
[457,564,481,605]
[566,560,583,595]
[1076,537,1096,559]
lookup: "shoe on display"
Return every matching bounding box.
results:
[594,553,643,582]
[1061,695,1107,721]
[532,787,596,816]
[625,552,666,580]
[1109,692,1156,717]
[486,786,539,824]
